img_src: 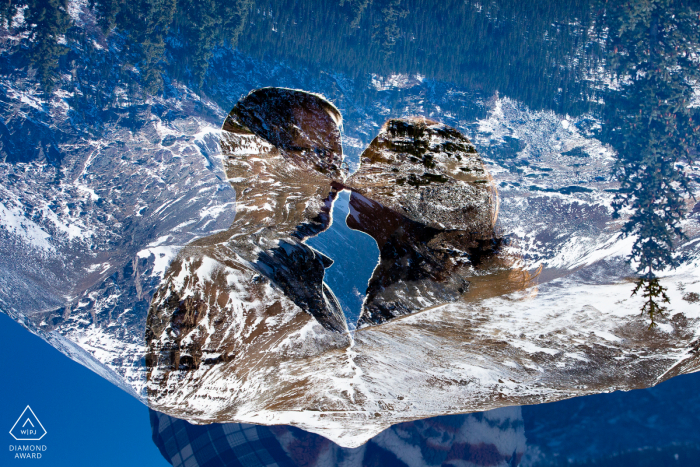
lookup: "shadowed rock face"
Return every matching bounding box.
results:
[216,89,349,331]
[346,191,502,327]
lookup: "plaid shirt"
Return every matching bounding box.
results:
[150,410,295,467]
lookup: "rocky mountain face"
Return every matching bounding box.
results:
[2,1,700,449]
[145,88,351,409]
[348,117,497,232]
[144,88,509,432]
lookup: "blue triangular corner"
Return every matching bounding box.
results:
[9,406,47,441]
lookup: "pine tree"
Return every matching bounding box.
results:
[595,0,700,326]
[24,0,71,92]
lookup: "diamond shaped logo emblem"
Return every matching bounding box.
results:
[9,406,46,441]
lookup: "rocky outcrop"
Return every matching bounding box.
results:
[347,117,498,232]
[223,87,344,180]
[346,191,498,326]
[146,91,505,377]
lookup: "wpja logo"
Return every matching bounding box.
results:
[8,406,47,460]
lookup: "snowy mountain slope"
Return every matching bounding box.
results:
[0,59,237,396]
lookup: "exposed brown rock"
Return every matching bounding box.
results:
[346,117,498,233]
[343,117,502,325]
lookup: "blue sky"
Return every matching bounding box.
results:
[0,312,171,467]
